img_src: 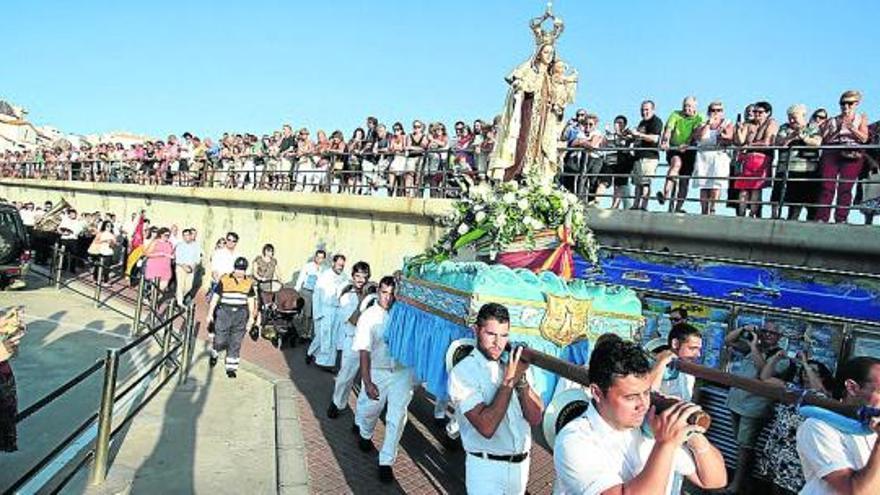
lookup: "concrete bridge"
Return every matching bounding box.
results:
[2,178,878,277]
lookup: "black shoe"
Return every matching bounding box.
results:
[209,355,218,367]
[358,437,373,452]
[226,370,237,378]
[378,465,393,484]
[656,191,666,205]
[304,354,314,365]
[327,403,340,419]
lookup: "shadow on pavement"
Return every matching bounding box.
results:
[280,342,467,494]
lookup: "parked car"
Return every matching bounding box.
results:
[0,204,31,289]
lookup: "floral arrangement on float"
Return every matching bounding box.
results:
[411,172,599,279]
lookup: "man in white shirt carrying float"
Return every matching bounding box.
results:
[650,323,703,495]
[294,249,326,342]
[306,253,347,371]
[352,276,414,484]
[448,302,544,494]
[797,356,880,495]
[651,323,703,403]
[554,338,726,495]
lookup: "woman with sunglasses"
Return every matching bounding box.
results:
[774,104,823,221]
[295,128,316,193]
[816,90,870,223]
[425,123,448,198]
[733,101,778,218]
[692,102,734,215]
[387,122,407,197]
[404,121,427,197]
[344,128,366,195]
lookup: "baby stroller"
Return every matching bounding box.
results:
[257,279,304,348]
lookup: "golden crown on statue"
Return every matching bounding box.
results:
[531,1,564,47]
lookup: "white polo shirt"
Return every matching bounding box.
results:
[448,349,533,456]
[351,304,395,369]
[797,417,878,495]
[554,403,696,495]
[210,248,237,278]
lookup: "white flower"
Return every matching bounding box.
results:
[457,223,470,235]
[496,213,507,226]
[517,198,529,210]
[503,192,516,204]
[523,215,534,226]
[475,211,486,223]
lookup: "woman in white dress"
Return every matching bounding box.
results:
[692,101,734,215]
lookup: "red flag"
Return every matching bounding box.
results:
[131,215,145,249]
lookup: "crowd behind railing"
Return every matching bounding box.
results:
[3,91,880,225]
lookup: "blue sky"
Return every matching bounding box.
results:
[5,0,879,138]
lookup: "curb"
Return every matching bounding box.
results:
[275,380,310,495]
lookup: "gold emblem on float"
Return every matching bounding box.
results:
[540,293,591,346]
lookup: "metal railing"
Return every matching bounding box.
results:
[4,143,880,222]
[6,250,199,493]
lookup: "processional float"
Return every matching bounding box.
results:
[384,2,878,444]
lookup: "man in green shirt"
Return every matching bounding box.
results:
[658,96,705,212]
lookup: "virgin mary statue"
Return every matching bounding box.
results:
[489,8,577,182]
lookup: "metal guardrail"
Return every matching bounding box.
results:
[6,247,199,493]
[4,143,879,223]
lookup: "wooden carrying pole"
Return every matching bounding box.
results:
[673,359,865,420]
[519,346,711,428]
[516,346,870,422]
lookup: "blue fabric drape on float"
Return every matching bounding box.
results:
[386,302,471,402]
[386,301,593,405]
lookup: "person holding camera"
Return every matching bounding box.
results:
[755,350,834,494]
[723,322,784,494]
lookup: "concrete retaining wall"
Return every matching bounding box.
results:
[0,179,448,281]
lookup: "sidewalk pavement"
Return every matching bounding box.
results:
[65,349,281,495]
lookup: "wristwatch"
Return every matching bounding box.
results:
[515,375,529,390]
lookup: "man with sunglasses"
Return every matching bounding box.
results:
[561,109,589,193]
[210,231,240,283]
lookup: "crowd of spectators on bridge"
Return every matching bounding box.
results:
[2,90,879,224]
